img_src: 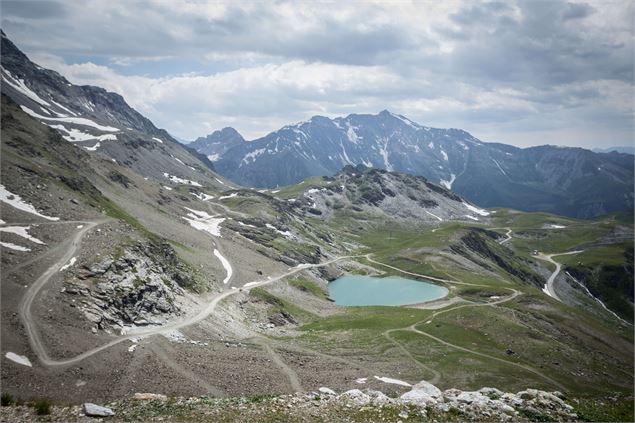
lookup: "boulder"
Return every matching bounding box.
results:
[411,380,442,398]
[366,389,393,405]
[338,389,371,406]
[400,389,438,406]
[82,403,114,417]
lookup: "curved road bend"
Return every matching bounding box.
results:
[20,224,361,367]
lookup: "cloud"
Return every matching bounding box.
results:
[2,0,632,149]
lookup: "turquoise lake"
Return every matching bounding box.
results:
[328,275,448,306]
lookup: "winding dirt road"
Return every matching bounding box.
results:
[534,250,583,302]
[18,219,361,367]
[369,255,564,390]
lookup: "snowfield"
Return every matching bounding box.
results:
[183,207,225,237]
[0,226,45,245]
[0,184,60,221]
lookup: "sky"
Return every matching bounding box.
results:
[2,0,633,149]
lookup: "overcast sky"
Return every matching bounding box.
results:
[2,0,633,148]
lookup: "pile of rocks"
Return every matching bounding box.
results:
[320,381,577,422]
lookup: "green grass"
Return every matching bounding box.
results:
[1,393,15,406]
[32,399,52,415]
[288,277,327,298]
[250,288,317,323]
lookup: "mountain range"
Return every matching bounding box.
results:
[192,112,634,218]
[1,31,633,421]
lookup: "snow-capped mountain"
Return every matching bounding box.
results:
[205,111,633,218]
[189,127,245,162]
[0,31,218,186]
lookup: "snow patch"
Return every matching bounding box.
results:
[440,150,448,161]
[373,376,412,387]
[492,159,507,176]
[464,215,480,221]
[0,242,30,252]
[20,105,119,132]
[463,202,490,216]
[152,137,164,144]
[60,257,77,271]
[192,192,214,201]
[219,192,238,200]
[266,223,293,239]
[545,224,566,229]
[2,69,50,106]
[183,207,225,237]
[5,352,32,367]
[83,142,100,151]
[439,174,456,190]
[163,173,201,187]
[162,186,173,191]
[425,211,443,221]
[214,249,233,284]
[0,184,59,221]
[241,148,266,165]
[207,153,220,161]
[355,378,367,384]
[0,226,45,244]
[215,178,225,185]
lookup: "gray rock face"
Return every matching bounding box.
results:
[210,111,633,218]
[285,166,491,224]
[65,242,194,330]
[82,403,114,417]
[189,127,245,161]
[1,31,219,184]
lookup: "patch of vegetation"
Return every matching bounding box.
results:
[1,392,15,406]
[32,399,52,415]
[250,288,317,323]
[573,394,635,423]
[289,277,327,298]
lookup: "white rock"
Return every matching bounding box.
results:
[411,380,442,398]
[338,389,371,406]
[456,391,488,404]
[83,403,114,417]
[366,389,393,405]
[400,389,438,406]
[318,387,336,396]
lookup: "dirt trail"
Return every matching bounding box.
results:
[534,250,583,302]
[19,220,361,367]
[18,220,108,366]
[252,337,303,392]
[368,255,564,390]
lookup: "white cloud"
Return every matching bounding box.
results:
[4,0,632,148]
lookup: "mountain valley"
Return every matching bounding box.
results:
[0,31,633,423]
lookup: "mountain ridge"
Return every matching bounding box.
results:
[196,111,633,218]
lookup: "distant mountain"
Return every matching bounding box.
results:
[202,111,633,218]
[189,127,245,162]
[0,31,219,186]
[592,146,634,155]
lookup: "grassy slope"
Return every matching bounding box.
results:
[274,209,634,420]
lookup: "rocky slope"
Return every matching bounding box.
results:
[277,165,492,224]
[0,31,219,188]
[0,382,581,422]
[204,112,633,218]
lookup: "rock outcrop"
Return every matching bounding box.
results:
[63,242,196,331]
